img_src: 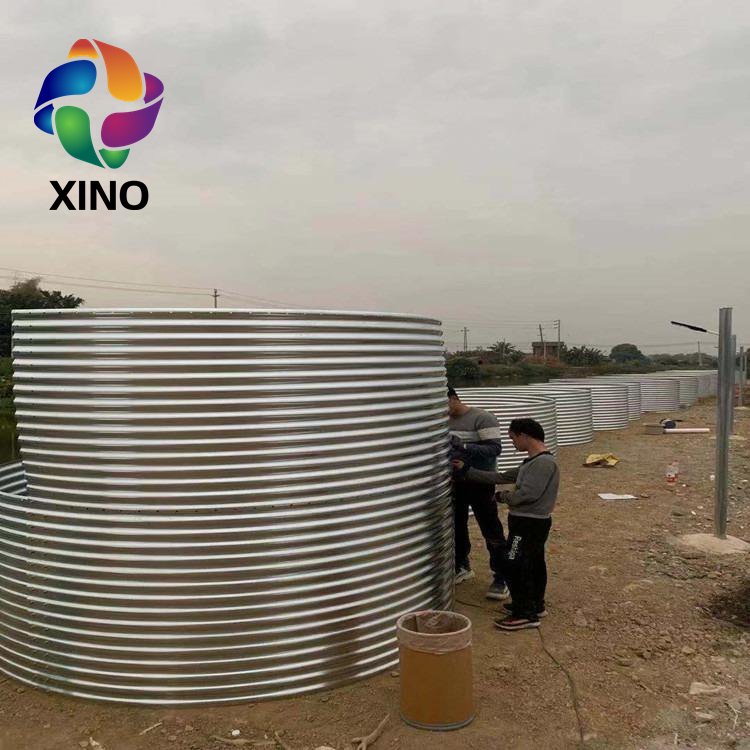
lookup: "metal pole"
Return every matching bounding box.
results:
[729,334,737,435]
[539,324,546,362]
[556,319,561,360]
[715,307,732,539]
[740,346,745,408]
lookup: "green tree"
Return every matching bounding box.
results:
[0,278,83,357]
[561,345,605,366]
[488,340,523,363]
[610,343,648,364]
[446,356,481,384]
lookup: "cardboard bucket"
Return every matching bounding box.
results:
[396,610,474,731]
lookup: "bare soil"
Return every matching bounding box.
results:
[1,400,749,750]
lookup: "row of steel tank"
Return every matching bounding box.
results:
[459,369,717,451]
[0,309,719,705]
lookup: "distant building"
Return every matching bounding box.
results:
[531,341,564,360]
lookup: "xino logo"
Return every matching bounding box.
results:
[34,39,164,210]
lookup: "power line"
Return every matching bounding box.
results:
[0,268,300,308]
[0,266,209,292]
[218,289,303,308]
[0,274,206,297]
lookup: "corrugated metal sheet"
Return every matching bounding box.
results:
[557,378,641,420]
[549,382,630,430]
[460,386,593,446]
[591,375,681,412]
[455,392,557,469]
[647,374,698,407]
[0,308,454,705]
[680,371,716,398]
[0,462,25,495]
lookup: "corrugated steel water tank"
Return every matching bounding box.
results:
[594,375,680,412]
[1,309,454,705]
[550,382,630,430]
[460,386,593,446]
[648,374,698,407]
[678,371,712,398]
[455,392,557,469]
[663,371,714,400]
[557,378,641,420]
[0,462,25,495]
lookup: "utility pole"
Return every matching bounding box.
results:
[462,327,469,352]
[715,308,733,539]
[555,319,561,360]
[212,289,220,308]
[539,324,546,362]
[697,341,703,368]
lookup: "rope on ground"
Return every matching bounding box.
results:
[536,628,585,750]
[455,598,585,749]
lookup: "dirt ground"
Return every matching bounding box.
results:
[1,399,749,750]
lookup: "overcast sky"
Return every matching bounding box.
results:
[2,0,749,352]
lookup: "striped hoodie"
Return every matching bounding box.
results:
[449,407,503,471]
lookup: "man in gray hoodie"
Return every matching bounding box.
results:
[453,417,559,631]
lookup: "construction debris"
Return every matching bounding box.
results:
[138,722,163,736]
[584,453,619,468]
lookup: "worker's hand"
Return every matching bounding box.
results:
[495,491,510,504]
[451,459,465,472]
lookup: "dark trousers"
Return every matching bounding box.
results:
[506,514,552,619]
[453,480,507,584]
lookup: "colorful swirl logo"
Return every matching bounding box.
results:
[33,39,164,169]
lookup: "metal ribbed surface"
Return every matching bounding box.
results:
[0,462,25,495]
[677,371,716,398]
[591,375,680,412]
[650,374,698,407]
[629,378,680,412]
[662,371,714,401]
[460,386,593,446]
[455,392,557,469]
[557,378,641,420]
[549,382,630,430]
[2,309,454,705]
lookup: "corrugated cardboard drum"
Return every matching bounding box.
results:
[396,610,474,730]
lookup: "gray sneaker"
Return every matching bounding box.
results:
[486,581,510,600]
[501,603,548,618]
[455,567,476,585]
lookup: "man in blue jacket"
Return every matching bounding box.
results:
[448,387,508,600]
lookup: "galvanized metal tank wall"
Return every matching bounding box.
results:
[647,374,699,407]
[549,382,630,430]
[673,371,716,398]
[2,309,454,705]
[593,375,680,412]
[0,461,25,495]
[460,386,593,446]
[455,392,558,469]
[557,378,641,420]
